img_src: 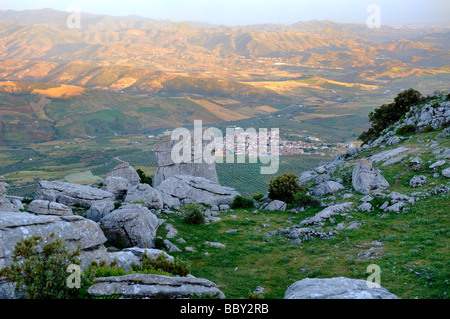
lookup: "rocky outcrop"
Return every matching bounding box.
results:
[352,160,389,195]
[409,175,427,188]
[104,162,140,186]
[0,177,18,212]
[156,175,239,207]
[262,200,287,212]
[124,183,163,209]
[153,133,219,187]
[313,181,345,197]
[28,200,73,216]
[34,180,115,209]
[284,277,399,299]
[99,204,162,248]
[0,212,108,269]
[86,199,115,222]
[299,202,353,226]
[87,273,225,299]
[101,163,141,200]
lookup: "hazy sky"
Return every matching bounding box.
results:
[1,0,449,25]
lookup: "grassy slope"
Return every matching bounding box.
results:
[156,129,449,299]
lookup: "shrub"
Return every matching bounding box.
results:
[423,125,434,133]
[252,193,264,201]
[136,169,153,187]
[231,195,255,209]
[396,125,416,136]
[294,192,321,208]
[0,234,89,299]
[268,173,305,204]
[182,201,205,225]
[359,89,422,143]
[133,253,191,277]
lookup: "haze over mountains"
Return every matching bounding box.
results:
[0,8,449,145]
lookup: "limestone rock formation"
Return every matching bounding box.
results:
[153,133,218,187]
[156,175,239,207]
[0,212,108,269]
[284,277,399,299]
[34,180,115,208]
[313,181,345,197]
[352,160,389,195]
[0,177,17,212]
[28,199,73,216]
[86,200,115,222]
[99,204,162,248]
[124,183,163,209]
[87,273,225,299]
[262,200,287,212]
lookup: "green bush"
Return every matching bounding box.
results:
[252,193,264,201]
[423,125,434,133]
[133,253,191,277]
[0,234,89,299]
[231,195,255,209]
[268,173,304,204]
[396,125,416,136]
[359,89,422,143]
[293,192,321,208]
[136,169,153,187]
[182,202,205,225]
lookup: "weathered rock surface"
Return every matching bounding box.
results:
[28,200,73,216]
[369,146,410,163]
[34,180,115,208]
[87,273,225,299]
[124,183,163,209]
[86,200,115,222]
[284,277,399,299]
[156,175,239,207]
[0,212,107,269]
[442,167,450,178]
[104,162,140,186]
[313,181,345,197]
[409,175,427,188]
[153,133,218,187]
[352,160,389,195]
[299,202,353,226]
[0,177,18,212]
[357,203,373,212]
[101,176,130,201]
[107,247,173,271]
[262,200,287,212]
[99,204,162,248]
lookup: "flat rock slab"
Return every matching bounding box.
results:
[35,180,115,208]
[284,277,399,299]
[88,273,225,299]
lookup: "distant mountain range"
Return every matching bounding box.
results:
[0,8,449,145]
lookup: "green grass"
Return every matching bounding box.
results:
[157,191,448,299]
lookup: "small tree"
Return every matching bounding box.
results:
[0,234,87,299]
[268,173,305,204]
[181,201,205,225]
[136,169,153,187]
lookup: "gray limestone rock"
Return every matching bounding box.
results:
[34,180,115,209]
[99,204,162,248]
[409,175,427,188]
[263,200,287,212]
[284,277,399,299]
[87,273,225,299]
[352,160,389,195]
[124,183,163,209]
[313,181,345,197]
[28,199,73,216]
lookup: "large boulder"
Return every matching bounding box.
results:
[156,175,239,207]
[0,177,18,212]
[313,181,345,197]
[104,162,140,186]
[263,200,287,212]
[0,212,108,269]
[99,204,162,248]
[352,160,389,195]
[284,277,399,299]
[101,176,130,200]
[86,200,115,222]
[87,273,225,299]
[28,200,73,216]
[34,180,115,209]
[124,183,163,209]
[153,133,218,187]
